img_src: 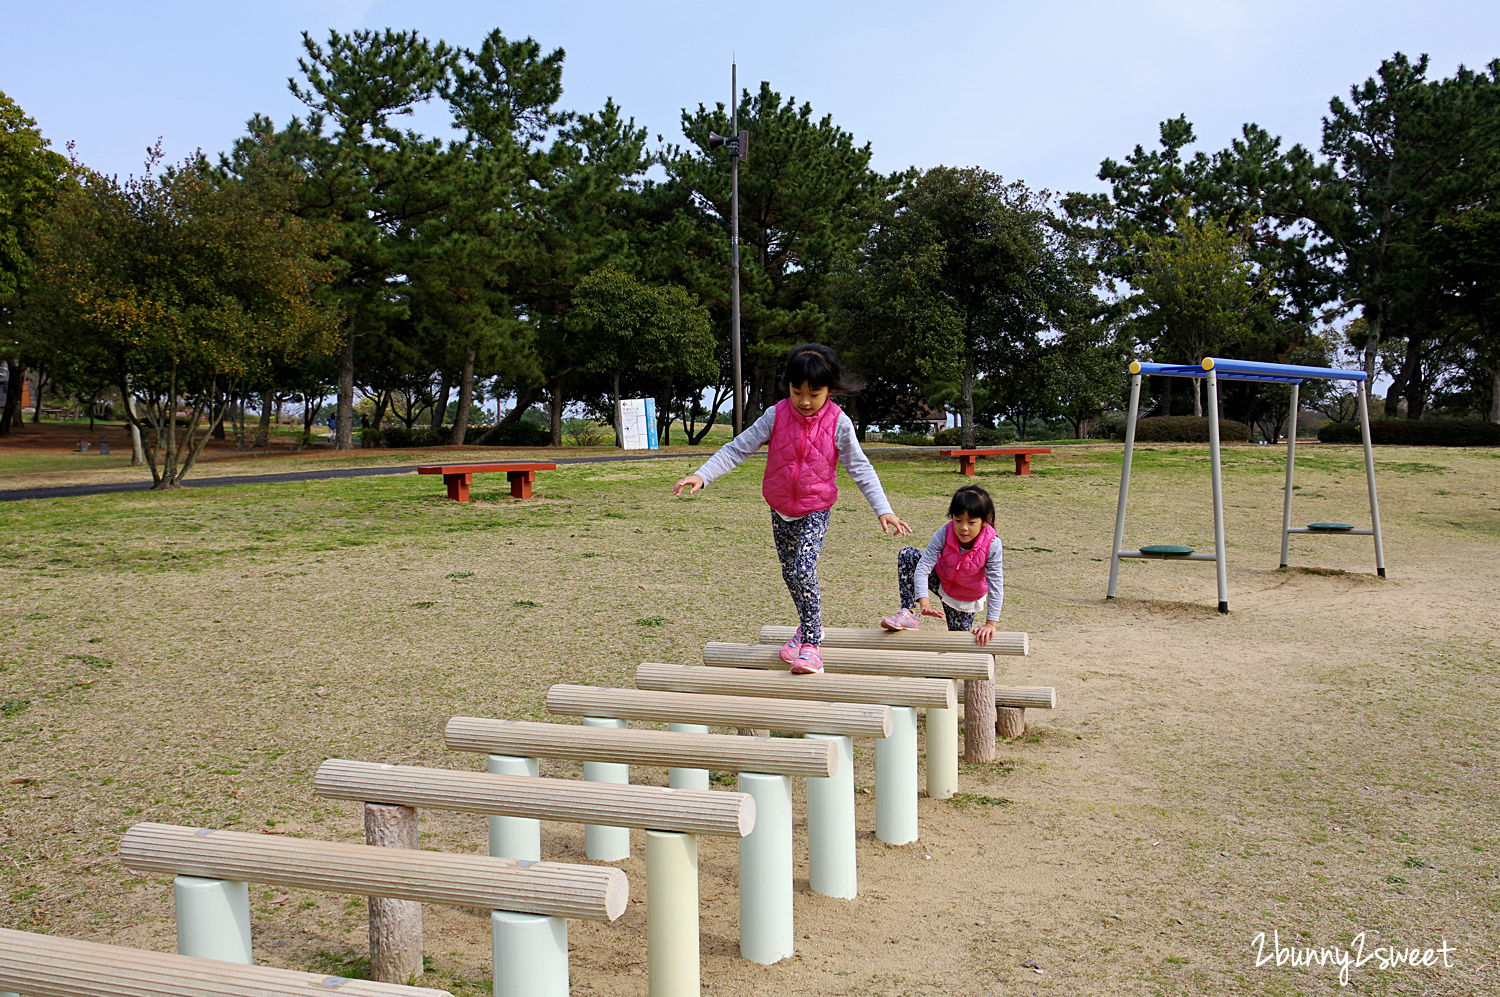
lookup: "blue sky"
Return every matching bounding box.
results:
[8,1,1499,197]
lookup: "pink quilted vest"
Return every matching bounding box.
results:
[761,398,842,517]
[935,522,995,602]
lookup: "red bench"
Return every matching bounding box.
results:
[939,447,1052,476]
[417,462,558,502]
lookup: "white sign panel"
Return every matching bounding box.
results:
[617,398,659,450]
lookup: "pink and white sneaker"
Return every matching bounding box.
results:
[779,628,804,663]
[790,644,824,675]
[880,607,921,631]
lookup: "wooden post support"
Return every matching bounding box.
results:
[964,678,997,762]
[364,803,423,985]
[996,707,1025,739]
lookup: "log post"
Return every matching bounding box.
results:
[364,803,423,984]
[995,707,1025,739]
[963,678,997,762]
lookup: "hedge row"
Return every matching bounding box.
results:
[1317,419,1500,446]
[934,426,1013,447]
[1112,416,1251,443]
[360,421,554,448]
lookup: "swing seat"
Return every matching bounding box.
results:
[1307,522,1354,532]
[1139,544,1195,557]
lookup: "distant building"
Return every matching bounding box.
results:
[0,369,33,412]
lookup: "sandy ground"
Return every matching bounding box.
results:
[1,435,1496,996]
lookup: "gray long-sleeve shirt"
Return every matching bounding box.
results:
[692,406,895,519]
[914,524,1005,621]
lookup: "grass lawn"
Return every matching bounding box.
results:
[1,440,1496,995]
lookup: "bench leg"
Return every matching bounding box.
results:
[959,456,978,476]
[1015,453,1031,475]
[507,469,537,499]
[443,473,472,502]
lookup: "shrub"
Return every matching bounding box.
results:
[465,421,552,446]
[359,427,383,447]
[1114,416,1251,443]
[1317,419,1500,446]
[376,426,445,448]
[934,425,1012,447]
[879,431,934,446]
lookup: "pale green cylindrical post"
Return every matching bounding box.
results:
[1207,369,1229,613]
[173,875,252,964]
[582,717,631,860]
[646,830,700,997]
[804,733,856,899]
[925,685,958,800]
[492,910,568,997]
[667,722,711,790]
[736,772,793,964]
[488,754,541,860]
[875,706,919,845]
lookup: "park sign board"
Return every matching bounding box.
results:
[617,398,659,450]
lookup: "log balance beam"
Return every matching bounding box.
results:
[0,927,452,997]
[315,759,750,986]
[443,716,839,964]
[119,822,624,997]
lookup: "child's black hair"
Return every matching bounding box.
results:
[781,343,863,394]
[948,484,996,526]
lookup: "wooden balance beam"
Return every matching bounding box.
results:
[546,685,892,904]
[634,662,945,845]
[759,625,1031,763]
[315,759,750,986]
[0,927,452,997]
[119,822,624,997]
[443,717,837,965]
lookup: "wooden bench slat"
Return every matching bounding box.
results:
[315,759,754,837]
[416,463,557,474]
[759,625,1030,657]
[706,641,994,680]
[546,685,893,738]
[120,823,626,922]
[0,927,452,997]
[637,662,955,709]
[444,718,837,778]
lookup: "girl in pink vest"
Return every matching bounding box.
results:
[674,343,912,673]
[880,484,1003,645]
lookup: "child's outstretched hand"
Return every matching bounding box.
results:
[878,513,912,535]
[672,475,704,497]
[972,621,997,645]
[918,597,944,619]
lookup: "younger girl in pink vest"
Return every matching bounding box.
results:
[880,484,1003,645]
[673,343,912,673]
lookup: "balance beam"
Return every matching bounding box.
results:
[0,927,452,997]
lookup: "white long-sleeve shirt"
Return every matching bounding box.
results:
[692,406,895,519]
[913,524,1005,622]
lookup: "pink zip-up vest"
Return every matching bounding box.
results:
[761,398,842,517]
[936,522,995,602]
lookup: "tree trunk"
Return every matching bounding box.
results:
[549,381,564,445]
[1400,336,1427,419]
[1490,368,1500,424]
[430,376,451,432]
[960,363,975,449]
[336,329,355,450]
[29,367,46,422]
[612,371,622,448]
[124,386,145,466]
[0,360,24,435]
[473,385,544,445]
[450,349,476,445]
[1192,379,1203,417]
[254,391,272,448]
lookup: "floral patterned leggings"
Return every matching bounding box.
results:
[895,546,976,633]
[771,508,831,646]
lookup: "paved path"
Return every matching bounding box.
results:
[0,449,923,503]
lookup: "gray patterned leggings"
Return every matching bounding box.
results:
[895,545,976,632]
[771,508,831,646]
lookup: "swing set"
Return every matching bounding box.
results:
[1106,356,1387,613]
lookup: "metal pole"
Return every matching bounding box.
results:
[1357,381,1387,577]
[1280,383,1300,569]
[1207,370,1228,614]
[730,60,743,436]
[1107,373,1143,599]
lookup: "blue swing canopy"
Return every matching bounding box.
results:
[1129,358,1368,385]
